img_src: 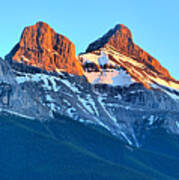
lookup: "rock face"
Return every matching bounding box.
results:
[0,56,178,147]
[6,22,83,75]
[0,58,49,119]
[81,24,179,89]
[86,24,173,80]
[1,22,179,147]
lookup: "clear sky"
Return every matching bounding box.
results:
[0,0,178,79]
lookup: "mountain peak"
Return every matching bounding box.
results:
[113,24,132,36]
[86,24,173,79]
[19,21,56,50]
[6,22,83,75]
[35,21,50,26]
[31,21,51,29]
[86,24,133,53]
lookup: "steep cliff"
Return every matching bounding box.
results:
[6,22,83,75]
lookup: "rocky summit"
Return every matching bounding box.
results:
[0,22,179,148]
[86,24,172,79]
[81,24,179,89]
[6,22,83,75]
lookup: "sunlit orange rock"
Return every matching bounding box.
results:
[86,24,173,80]
[6,22,83,75]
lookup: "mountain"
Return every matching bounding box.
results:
[85,24,171,79]
[0,22,178,149]
[6,22,83,75]
[81,24,178,89]
[0,21,179,179]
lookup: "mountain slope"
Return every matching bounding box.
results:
[80,24,179,89]
[86,24,172,79]
[0,22,178,148]
[0,113,178,180]
[0,22,179,179]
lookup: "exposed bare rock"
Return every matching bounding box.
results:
[86,24,174,80]
[82,24,179,89]
[6,22,83,75]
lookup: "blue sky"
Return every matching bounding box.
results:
[1,0,178,79]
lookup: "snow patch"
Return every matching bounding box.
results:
[98,51,109,67]
[16,73,61,92]
[148,115,155,125]
[1,109,35,120]
[98,96,117,123]
[120,132,133,145]
[176,121,179,128]
[112,69,133,87]
[46,94,54,102]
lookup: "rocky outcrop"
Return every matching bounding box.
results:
[6,22,83,75]
[86,24,173,80]
[0,57,50,119]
